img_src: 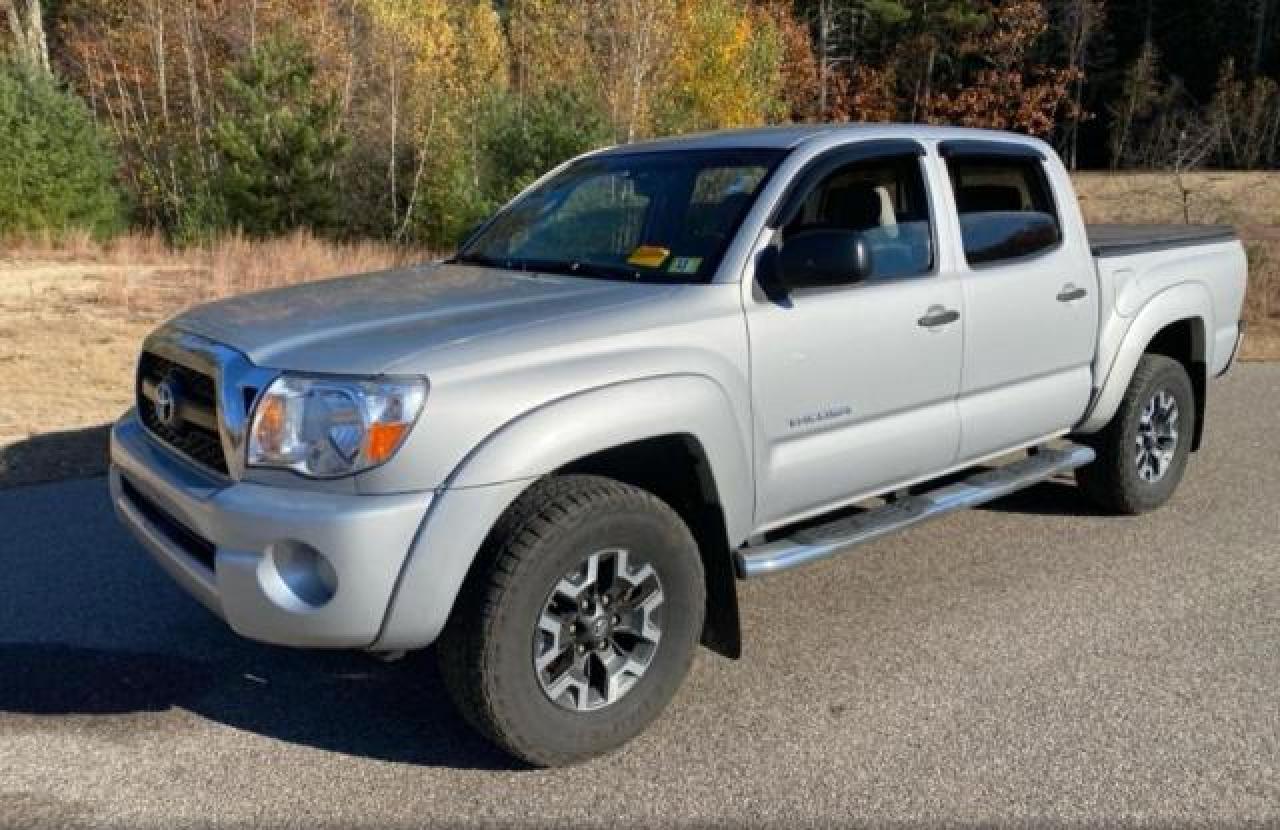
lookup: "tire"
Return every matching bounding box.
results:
[437,475,705,767]
[1076,354,1196,515]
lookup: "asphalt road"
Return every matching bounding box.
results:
[2,365,1278,829]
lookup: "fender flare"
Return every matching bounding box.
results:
[1078,282,1211,434]
[449,373,754,543]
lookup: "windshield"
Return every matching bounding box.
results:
[456,149,785,284]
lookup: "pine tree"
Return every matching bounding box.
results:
[0,60,124,237]
[211,34,346,237]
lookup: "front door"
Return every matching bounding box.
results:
[747,147,964,529]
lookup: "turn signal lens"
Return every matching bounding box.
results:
[253,395,288,456]
[366,422,410,464]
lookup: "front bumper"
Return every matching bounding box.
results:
[110,412,433,648]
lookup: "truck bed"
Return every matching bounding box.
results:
[1087,224,1237,258]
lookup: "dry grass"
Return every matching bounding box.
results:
[1075,173,1280,361]
[2,228,431,319]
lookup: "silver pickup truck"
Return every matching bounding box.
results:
[110,125,1247,766]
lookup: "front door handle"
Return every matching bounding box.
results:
[918,306,960,328]
[1057,283,1087,302]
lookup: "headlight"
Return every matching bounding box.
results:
[247,375,427,477]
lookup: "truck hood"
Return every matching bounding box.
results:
[171,262,665,374]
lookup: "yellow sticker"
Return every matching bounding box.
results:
[627,245,671,269]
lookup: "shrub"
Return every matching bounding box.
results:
[483,85,613,205]
[0,62,125,238]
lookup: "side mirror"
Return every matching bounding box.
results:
[778,229,873,290]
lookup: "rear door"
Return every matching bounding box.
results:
[939,142,1098,460]
[747,142,964,528]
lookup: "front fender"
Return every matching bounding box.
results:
[371,374,754,651]
[451,373,754,543]
[1079,282,1211,433]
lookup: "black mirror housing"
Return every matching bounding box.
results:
[778,229,873,290]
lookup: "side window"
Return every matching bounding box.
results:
[946,155,1061,266]
[784,155,934,280]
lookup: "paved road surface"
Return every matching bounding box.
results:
[2,365,1278,828]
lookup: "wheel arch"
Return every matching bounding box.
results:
[449,373,754,542]
[1079,283,1211,446]
[555,435,743,659]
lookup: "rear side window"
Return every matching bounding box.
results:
[946,156,1061,266]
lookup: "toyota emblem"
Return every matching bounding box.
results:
[154,379,182,429]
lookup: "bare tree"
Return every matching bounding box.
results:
[1108,41,1160,169]
[3,0,50,75]
[1054,0,1104,169]
[1253,0,1275,76]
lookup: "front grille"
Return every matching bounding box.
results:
[120,476,217,571]
[136,352,229,475]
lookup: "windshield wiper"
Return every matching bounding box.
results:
[519,259,643,281]
[451,254,650,282]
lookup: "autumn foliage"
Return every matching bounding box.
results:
[1,0,1278,247]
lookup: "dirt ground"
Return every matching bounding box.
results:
[0,265,157,486]
[1,172,1277,489]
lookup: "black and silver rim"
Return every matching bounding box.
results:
[1136,388,1179,483]
[533,548,665,712]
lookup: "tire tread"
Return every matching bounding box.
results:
[437,474,701,766]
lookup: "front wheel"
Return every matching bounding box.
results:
[437,475,705,767]
[1076,354,1196,514]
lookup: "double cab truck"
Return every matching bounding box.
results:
[110,125,1248,765]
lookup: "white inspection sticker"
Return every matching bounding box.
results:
[667,256,703,275]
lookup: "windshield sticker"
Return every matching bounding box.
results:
[667,256,703,274]
[627,245,671,269]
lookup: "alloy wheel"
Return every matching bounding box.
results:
[533,548,665,712]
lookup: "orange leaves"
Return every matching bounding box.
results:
[923,0,1082,137]
[834,0,1081,138]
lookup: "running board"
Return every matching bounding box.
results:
[734,444,1096,579]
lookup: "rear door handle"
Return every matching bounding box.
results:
[1057,284,1087,302]
[917,306,960,328]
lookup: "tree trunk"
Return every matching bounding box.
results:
[817,0,829,120]
[147,0,170,128]
[919,45,937,123]
[1253,0,1272,75]
[388,51,399,233]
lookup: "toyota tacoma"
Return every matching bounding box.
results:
[110,125,1248,765]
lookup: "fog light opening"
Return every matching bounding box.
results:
[267,540,338,609]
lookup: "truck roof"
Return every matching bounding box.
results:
[591,124,1050,156]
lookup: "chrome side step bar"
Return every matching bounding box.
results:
[734,444,1096,579]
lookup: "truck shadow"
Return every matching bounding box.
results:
[979,476,1108,517]
[0,423,111,489]
[0,642,518,771]
[0,475,522,772]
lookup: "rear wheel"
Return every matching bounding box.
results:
[1076,354,1196,514]
[437,475,705,767]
